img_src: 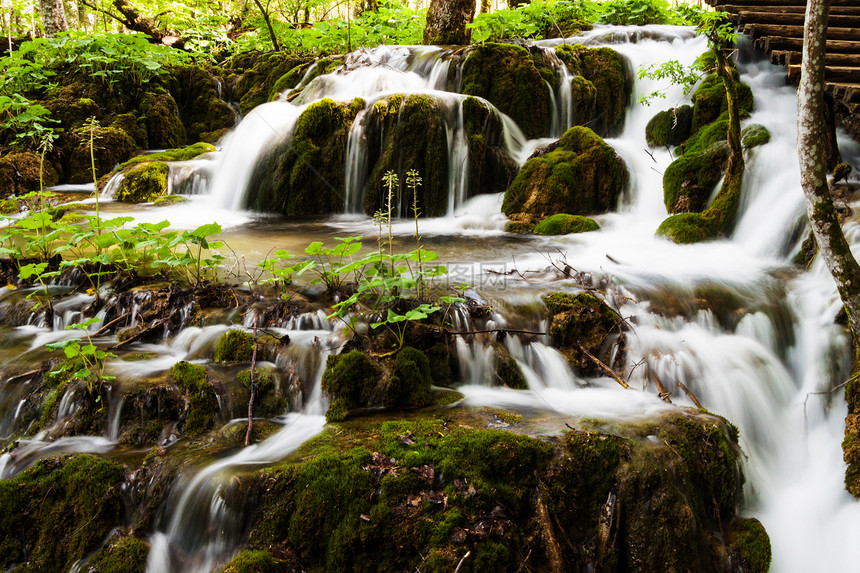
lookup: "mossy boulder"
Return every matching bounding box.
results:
[113,161,169,203]
[493,344,528,389]
[729,518,772,573]
[533,213,600,235]
[88,535,149,573]
[117,142,216,172]
[0,196,20,214]
[362,94,451,217]
[0,152,59,195]
[502,126,628,219]
[385,346,433,407]
[663,140,730,214]
[221,549,286,572]
[844,355,860,497]
[170,361,219,437]
[691,69,754,130]
[238,410,761,572]
[246,97,363,216]
[459,43,553,139]
[321,350,382,422]
[68,126,137,183]
[555,44,633,137]
[118,378,183,446]
[214,329,254,363]
[140,91,186,148]
[542,291,626,376]
[741,123,771,149]
[238,366,287,417]
[229,52,315,114]
[275,58,341,101]
[153,194,189,206]
[166,65,236,143]
[462,96,519,198]
[0,455,125,571]
[645,105,694,148]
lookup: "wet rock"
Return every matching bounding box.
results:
[166,65,236,143]
[690,65,754,130]
[459,43,553,139]
[645,105,694,148]
[227,52,315,114]
[542,291,626,376]
[555,44,633,137]
[533,213,600,235]
[214,329,255,363]
[664,140,730,214]
[171,361,219,437]
[87,534,149,573]
[140,91,186,149]
[0,151,59,195]
[114,161,169,203]
[245,97,363,217]
[67,125,137,184]
[462,96,519,198]
[502,126,628,219]
[741,123,771,149]
[492,343,527,389]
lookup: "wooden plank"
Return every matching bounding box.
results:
[720,5,860,14]
[788,65,860,84]
[711,0,857,6]
[759,36,860,54]
[736,11,860,27]
[775,51,860,67]
[827,83,860,103]
[743,25,860,42]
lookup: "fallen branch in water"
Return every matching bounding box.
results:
[578,343,631,389]
[677,381,704,409]
[446,328,546,337]
[93,313,130,337]
[110,318,167,350]
[650,367,673,403]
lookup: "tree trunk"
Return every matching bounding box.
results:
[797,0,860,343]
[423,0,475,45]
[39,0,68,36]
[252,0,280,51]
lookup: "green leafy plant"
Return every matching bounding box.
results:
[46,317,116,398]
[258,249,315,301]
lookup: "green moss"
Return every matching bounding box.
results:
[555,44,633,137]
[663,140,730,214]
[460,43,552,139]
[246,97,362,217]
[542,291,626,376]
[493,344,528,389]
[730,518,772,573]
[0,197,20,214]
[89,536,149,573]
[153,194,189,206]
[362,94,451,218]
[504,220,535,233]
[170,361,218,436]
[170,361,208,391]
[221,549,285,572]
[114,161,169,203]
[321,351,382,422]
[238,366,275,391]
[388,346,433,407]
[213,329,254,363]
[238,367,286,418]
[691,69,753,130]
[645,105,694,148]
[741,123,771,149]
[461,96,519,198]
[0,151,59,195]
[140,91,186,148]
[502,126,628,218]
[117,142,216,172]
[533,213,600,235]
[0,454,125,571]
[655,211,718,244]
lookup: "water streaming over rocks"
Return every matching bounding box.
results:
[2,24,860,572]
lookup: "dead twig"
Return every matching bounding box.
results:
[677,381,704,409]
[446,328,546,337]
[578,343,631,389]
[92,313,130,337]
[110,318,167,350]
[454,551,471,573]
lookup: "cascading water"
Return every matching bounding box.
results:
[3,23,860,572]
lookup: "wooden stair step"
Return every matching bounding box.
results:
[757,36,860,54]
[735,11,860,27]
[827,83,860,103]
[743,24,860,42]
[771,51,860,67]
[788,65,860,84]
[719,5,860,14]
[710,0,860,7]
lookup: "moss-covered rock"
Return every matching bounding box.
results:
[691,68,753,130]
[321,350,383,422]
[844,353,860,497]
[221,549,286,572]
[113,161,169,203]
[533,213,600,235]
[88,535,149,573]
[153,194,189,206]
[237,410,759,573]
[462,96,519,198]
[68,126,137,183]
[729,517,772,573]
[0,151,59,195]
[0,455,125,571]
[166,65,237,143]
[555,44,633,137]
[362,94,451,218]
[245,97,362,217]
[229,52,315,114]
[542,291,626,376]
[460,43,553,139]
[140,91,186,148]
[238,366,287,418]
[663,140,730,214]
[170,361,219,437]
[118,378,183,446]
[214,329,255,363]
[502,126,628,219]
[386,346,433,407]
[117,142,216,172]
[493,344,528,389]
[741,123,771,149]
[645,105,694,148]
[0,196,20,214]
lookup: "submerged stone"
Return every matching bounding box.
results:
[533,213,600,235]
[503,126,628,219]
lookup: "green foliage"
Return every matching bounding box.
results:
[257,249,314,301]
[45,318,117,397]
[468,0,597,43]
[221,549,285,573]
[597,0,676,25]
[89,536,150,573]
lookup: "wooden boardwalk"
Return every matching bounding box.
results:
[705,0,860,138]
